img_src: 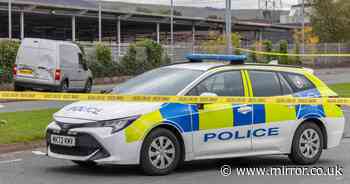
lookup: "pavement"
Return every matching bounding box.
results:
[0,139,349,184]
[314,68,350,85]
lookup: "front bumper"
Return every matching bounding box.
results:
[46,122,142,165]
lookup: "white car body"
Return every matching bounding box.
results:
[46,62,345,166]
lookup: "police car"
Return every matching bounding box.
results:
[46,54,345,175]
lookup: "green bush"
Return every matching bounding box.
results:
[119,39,170,75]
[0,40,20,84]
[288,42,302,65]
[278,40,289,64]
[85,43,119,78]
[262,40,274,62]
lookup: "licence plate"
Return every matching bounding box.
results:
[18,69,33,75]
[50,135,76,147]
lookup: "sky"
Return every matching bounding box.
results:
[104,0,300,9]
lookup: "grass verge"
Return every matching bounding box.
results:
[0,109,58,145]
[328,83,350,97]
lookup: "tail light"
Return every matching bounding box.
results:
[13,64,17,76]
[54,69,61,81]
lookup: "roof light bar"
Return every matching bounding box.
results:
[185,53,247,64]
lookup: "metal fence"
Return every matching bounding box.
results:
[81,42,350,66]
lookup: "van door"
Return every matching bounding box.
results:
[59,44,81,89]
[16,40,56,83]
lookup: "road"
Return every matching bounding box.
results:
[0,139,349,184]
[0,83,116,113]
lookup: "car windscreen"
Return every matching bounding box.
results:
[112,67,204,96]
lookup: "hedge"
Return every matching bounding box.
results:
[0,40,20,84]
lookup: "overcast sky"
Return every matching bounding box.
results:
[105,0,299,9]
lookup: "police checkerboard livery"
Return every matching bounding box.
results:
[45,54,345,175]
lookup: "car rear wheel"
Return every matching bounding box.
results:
[60,80,69,92]
[72,161,97,168]
[14,84,25,91]
[289,122,323,165]
[140,128,181,175]
[84,79,92,93]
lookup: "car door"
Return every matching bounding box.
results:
[188,70,253,159]
[246,70,296,152]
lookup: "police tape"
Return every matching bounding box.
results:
[1,91,350,105]
[237,48,350,57]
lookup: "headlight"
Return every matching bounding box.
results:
[85,115,140,133]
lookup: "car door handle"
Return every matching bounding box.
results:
[237,106,252,114]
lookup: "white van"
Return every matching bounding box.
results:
[14,38,93,92]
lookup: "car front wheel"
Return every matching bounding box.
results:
[289,122,324,165]
[140,128,181,175]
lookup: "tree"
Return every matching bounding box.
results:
[200,32,241,54]
[310,0,350,42]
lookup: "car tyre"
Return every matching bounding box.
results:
[84,79,92,93]
[140,128,181,175]
[289,122,323,165]
[60,80,69,92]
[72,161,97,168]
[14,84,25,91]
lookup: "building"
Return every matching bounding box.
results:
[280,0,312,25]
[0,0,296,45]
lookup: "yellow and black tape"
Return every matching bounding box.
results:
[1,91,350,105]
[237,48,350,57]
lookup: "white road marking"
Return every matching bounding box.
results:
[0,104,4,108]
[0,159,23,164]
[32,150,47,156]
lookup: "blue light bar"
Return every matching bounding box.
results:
[185,53,247,63]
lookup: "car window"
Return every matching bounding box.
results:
[283,73,315,92]
[59,45,79,68]
[249,70,282,97]
[278,73,293,95]
[112,67,204,96]
[188,70,244,96]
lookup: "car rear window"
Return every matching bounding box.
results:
[283,73,316,92]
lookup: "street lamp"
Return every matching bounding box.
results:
[225,0,232,54]
[8,0,12,40]
[170,0,174,61]
[98,0,102,42]
[301,0,305,55]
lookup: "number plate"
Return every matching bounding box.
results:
[18,69,33,75]
[50,135,76,147]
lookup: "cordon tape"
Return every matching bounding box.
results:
[237,48,350,57]
[1,91,350,105]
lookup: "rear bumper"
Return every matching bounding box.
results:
[14,81,60,91]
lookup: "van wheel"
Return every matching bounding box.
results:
[60,80,69,92]
[14,84,25,91]
[289,122,323,165]
[84,79,92,93]
[140,128,181,175]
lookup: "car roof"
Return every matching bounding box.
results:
[165,62,309,74]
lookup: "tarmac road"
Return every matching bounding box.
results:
[0,139,349,184]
